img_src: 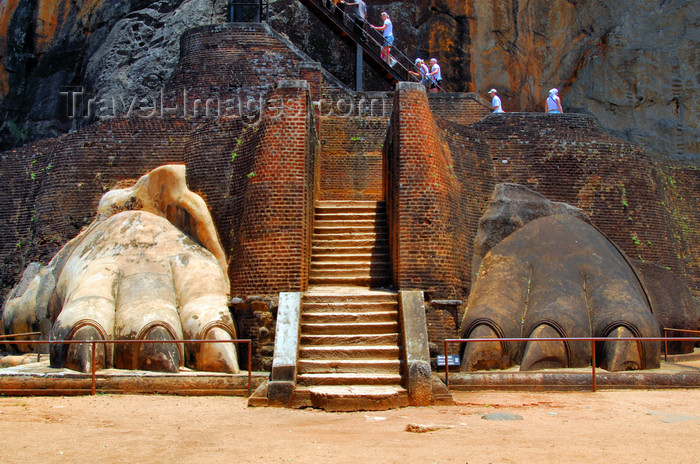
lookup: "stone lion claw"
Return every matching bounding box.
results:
[1,165,239,374]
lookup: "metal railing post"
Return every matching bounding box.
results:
[444,339,450,388]
[247,340,252,396]
[91,340,96,396]
[590,339,597,392]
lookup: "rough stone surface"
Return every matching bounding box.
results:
[632,260,700,354]
[1,0,697,164]
[481,412,523,421]
[461,214,662,372]
[84,0,229,104]
[472,183,591,283]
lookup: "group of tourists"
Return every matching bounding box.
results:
[338,3,566,107]
[408,57,442,92]
[488,88,564,114]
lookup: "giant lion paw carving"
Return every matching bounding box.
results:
[1,165,239,374]
[460,213,661,372]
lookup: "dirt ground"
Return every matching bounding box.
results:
[1,390,699,463]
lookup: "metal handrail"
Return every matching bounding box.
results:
[443,336,700,392]
[663,328,700,362]
[0,332,41,340]
[0,338,253,396]
[297,0,410,83]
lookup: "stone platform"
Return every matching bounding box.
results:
[0,360,267,396]
[441,355,700,391]
[1,354,699,398]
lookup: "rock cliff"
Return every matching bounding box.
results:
[0,0,697,163]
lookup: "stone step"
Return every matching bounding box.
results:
[315,202,385,215]
[312,238,388,248]
[300,385,409,412]
[315,212,386,222]
[314,219,384,228]
[297,373,402,387]
[309,270,391,280]
[301,311,398,324]
[297,359,402,375]
[301,321,399,335]
[311,253,389,262]
[303,292,397,304]
[312,231,385,240]
[308,275,393,286]
[314,225,387,234]
[310,261,390,270]
[299,345,400,359]
[311,246,387,257]
[300,333,400,346]
[302,301,398,313]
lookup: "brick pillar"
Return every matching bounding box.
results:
[386,82,464,298]
[232,80,317,295]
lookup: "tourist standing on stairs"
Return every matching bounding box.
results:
[371,12,395,66]
[345,0,367,38]
[427,58,442,93]
[545,88,564,113]
[409,58,430,88]
[488,88,504,113]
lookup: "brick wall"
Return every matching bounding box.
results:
[386,82,494,299]
[468,113,693,295]
[656,164,700,297]
[0,119,189,301]
[226,81,318,295]
[428,92,491,126]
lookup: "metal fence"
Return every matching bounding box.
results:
[0,337,252,396]
[443,334,700,392]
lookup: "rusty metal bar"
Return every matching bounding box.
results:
[443,335,700,392]
[664,329,669,363]
[444,339,450,388]
[590,339,597,392]
[0,338,253,396]
[91,341,96,396]
[0,332,41,340]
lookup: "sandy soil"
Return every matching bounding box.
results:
[1,390,699,463]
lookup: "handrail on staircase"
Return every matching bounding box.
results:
[297,0,428,86]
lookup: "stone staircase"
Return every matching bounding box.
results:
[292,288,409,410]
[309,200,392,288]
[290,200,406,410]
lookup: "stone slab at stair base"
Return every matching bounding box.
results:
[308,385,409,412]
[399,291,445,406]
[268,292,302,406]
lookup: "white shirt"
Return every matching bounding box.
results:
[492,95,503,113]
[383,18,393,37]
[430,63,442,81]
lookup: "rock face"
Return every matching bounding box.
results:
[0,0,226,150]
[0,0,698,162]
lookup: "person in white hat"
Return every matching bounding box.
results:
[545,88,564,113]
[488,88,504,113]
[408,58,430,88]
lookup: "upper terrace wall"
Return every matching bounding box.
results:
[0,119,191,302]
[164,23,322,108]
[469,113,697,296]
[427,93,491,126]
